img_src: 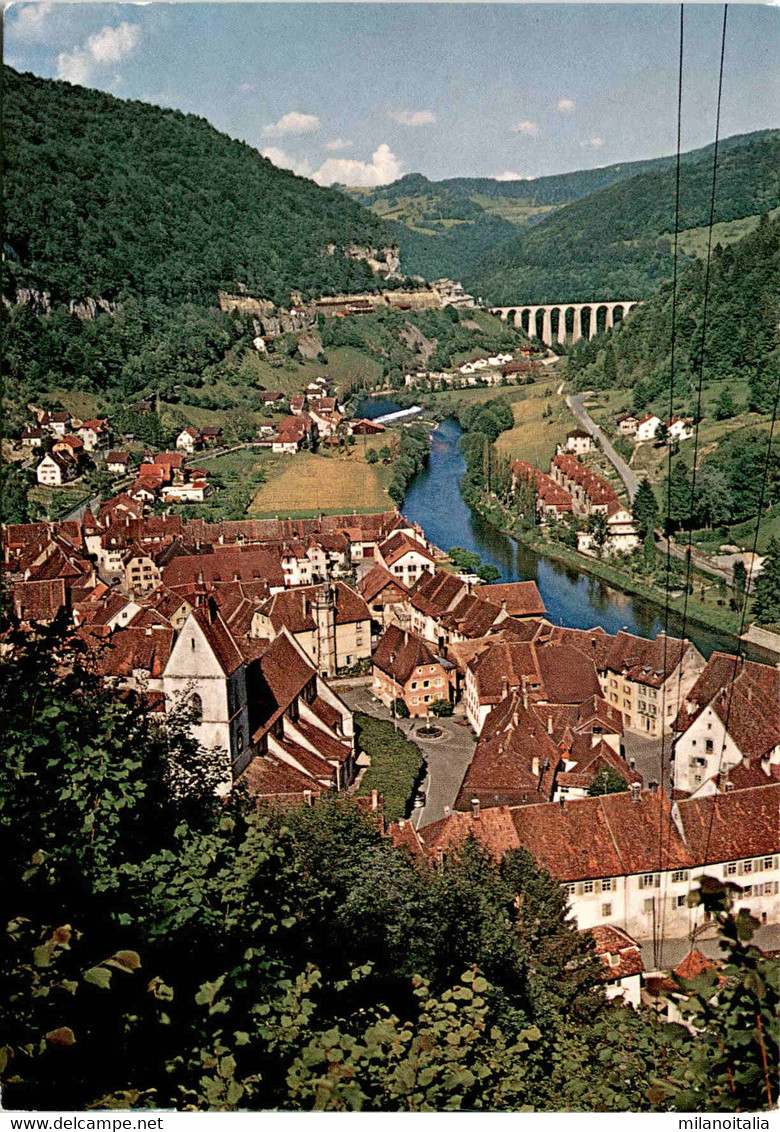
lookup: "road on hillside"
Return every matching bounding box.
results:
[566,392,639,501]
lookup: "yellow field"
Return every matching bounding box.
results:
[494,383,572,470]
[248,452,391,517]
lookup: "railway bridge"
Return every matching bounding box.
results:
[491,300,641,347]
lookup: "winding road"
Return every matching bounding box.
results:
[566,391,639,501]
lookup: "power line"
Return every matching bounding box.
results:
[654,1,685,973]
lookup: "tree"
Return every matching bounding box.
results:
[449,546,481,573]
[714,387,735,420]
[430,699,453,717]
[393,698,410,720]
[587,768,629,796]
[365,448,378,465]
[587,512,610,558]
[655,421,669,447]
[378,445,392,463]
[731,559,747,613]
[751,537,780,624]
[476,563,500,583]
[632,478,659,538]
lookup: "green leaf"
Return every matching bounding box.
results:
[84,966,112,989]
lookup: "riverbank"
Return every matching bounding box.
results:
[470,493,750,644]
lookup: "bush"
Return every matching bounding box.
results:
[353,713,424,821]
[430,699,453,717]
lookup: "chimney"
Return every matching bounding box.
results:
[471,797,480,819]
[547,715,553,735]
[443,805,451,816]
[630,782,641,802]
[531,756,540,777]
[371,788,379,811]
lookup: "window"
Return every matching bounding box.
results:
[189,693,203,722]
[694,775,702,785]
[423,680,430,688]
[705,739,714,754]
[675,895,687,908]
[764,857,774,870]
[190,638,195,651]
[671,870,688,883]
[724,862,737,876]
[601,903,612,917]
[411,682,417,690]
[641,873,658,888]
[644,898,655,915]
[601,878,614,891]
[565,884,576,897]
[743,860,753,874]
[411,697,419,705]
[583,880,594,894]
[743,885,753,897]
[236,729,244,752]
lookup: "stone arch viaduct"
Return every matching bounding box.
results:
[491,300,641,348]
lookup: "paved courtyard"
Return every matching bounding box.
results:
[341,686,476,828]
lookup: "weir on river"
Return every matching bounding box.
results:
[401,418,768,662]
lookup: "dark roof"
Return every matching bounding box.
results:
[472,581,546,618]
[372,625,440,685]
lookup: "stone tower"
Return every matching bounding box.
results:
[313,580,337,677]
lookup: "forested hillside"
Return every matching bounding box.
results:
[566,211,780,416]
[346,131,778,286]
[466,134,780,303]
[3,65,395,307]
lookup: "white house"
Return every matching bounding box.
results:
[618,416,639,436]
[36,451,77,486]
[564,428,594,456]
[176,427,201,454]
[667,417,694,441]
[161,479,208,503]
[162,605,252,793]
[672,654,780,795]
[76,420,109,451]
[635,415,662,442]
[376,531,436,590]
[106,451,130,475]
[21,428,45,448]
[420,784,780,942]
[587,926,644,1008]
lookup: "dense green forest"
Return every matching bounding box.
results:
[566,212,780,413]
[3,66,397,307]
[1,622,776,1111]
[467,134,780,303]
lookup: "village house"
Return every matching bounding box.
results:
[348,418,386,437]
[563,428,594,456]
[76,419,109,451]
[372,624,452,716]
[251,581,371,677]
[419,783,780,941]
[176,427,202,454]
[106,450,130,475]
[201,426,223,447]
[667,417,694,441]
[160,475,209,504]
[618,415,639,436]
[512,458,574,522]
[376,531,436,589]
[671,652,780,796]
[406,569,510,651]
[39,410,72,437]
[36,450,78,486]
[21,427,45,448]
[289,395,307,415]
[587,926,644,1008]
[357,563,411,629]
[635,415,662,442]
[601,631,705,737]
[52,435,85,464]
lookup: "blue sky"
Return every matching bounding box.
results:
[6,3,779,184]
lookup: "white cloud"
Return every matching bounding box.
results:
[325,137,353,152]
[263,111,320,137]
[313,143,401,188]
[388,109,436,127]
[581,136,605,148]
[511,120,540,137]
[261,147,313,177]
[8,2,54,39]
[557,98,576,112]
[494,171,536,182]
[57,21,141,86]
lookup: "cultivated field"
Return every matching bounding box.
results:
[493,379,572,468]
[248,452,391,517]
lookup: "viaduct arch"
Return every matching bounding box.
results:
[490,301,641,348]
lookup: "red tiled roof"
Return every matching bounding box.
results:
[675,784,780,864]
[250,632,316,742]
[358,563,410,603]
[372,625,440,685]
[605,630,694,687]
[240,755,323,799]
[674,948,717,982]
[106,451,129,464]
[380,531,434,567]
[472,581,546,618]
[258,582,369,635]
[587,925,644,981]
[12,579,67,622]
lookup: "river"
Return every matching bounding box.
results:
[401,419,764,661]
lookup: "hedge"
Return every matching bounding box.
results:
[353,713,425,822]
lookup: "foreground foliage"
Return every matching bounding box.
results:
[0,621,776,1111]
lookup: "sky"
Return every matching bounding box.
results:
[5,3,779,185]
